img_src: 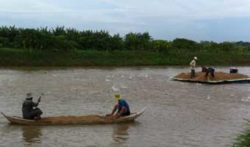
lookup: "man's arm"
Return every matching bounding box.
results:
[190,60,194,67]
[33,96,41,107]
[106,104,118,116]
[111,104,118,115]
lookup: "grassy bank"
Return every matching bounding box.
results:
[0,48,250,66]
[232,123,250,147]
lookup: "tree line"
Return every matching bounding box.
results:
[0,26,250,52]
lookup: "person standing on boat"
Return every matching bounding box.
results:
[190,56,198,78]
[22,93,43,120]
[106,94,130,118]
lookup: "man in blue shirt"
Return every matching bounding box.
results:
[107,94,130,118]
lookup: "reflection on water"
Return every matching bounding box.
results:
[0,124,42,147]
[112,123,131,143]
[21,126,42,144]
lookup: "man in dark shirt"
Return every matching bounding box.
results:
[205,67,215,78]
[22,93,43,120]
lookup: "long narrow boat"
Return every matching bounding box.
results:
[1,108,145,126]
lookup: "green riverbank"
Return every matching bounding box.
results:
[0,48,250,67]
[232,122,250,147]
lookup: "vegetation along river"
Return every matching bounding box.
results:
[0,67,250,147]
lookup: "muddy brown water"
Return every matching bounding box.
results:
[0,67,250,147]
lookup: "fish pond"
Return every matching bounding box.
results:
[0,67,250,147]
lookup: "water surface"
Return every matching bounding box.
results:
[0,67,250,147]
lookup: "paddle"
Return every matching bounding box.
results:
[37,93,44,105]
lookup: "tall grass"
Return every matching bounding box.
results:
[0,48,249,66]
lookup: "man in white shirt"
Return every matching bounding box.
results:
[190,56,198,78]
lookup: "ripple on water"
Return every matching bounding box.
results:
[0,67,250,147]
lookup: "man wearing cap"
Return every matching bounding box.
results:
[22,93,43,120]
[106,94,130,119]
[190,56,198,78]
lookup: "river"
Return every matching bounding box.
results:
[0,66,250,147]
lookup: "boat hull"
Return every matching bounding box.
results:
[173,72,250,84]
[1,108,145,126]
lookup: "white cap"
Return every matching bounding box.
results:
[194,56,198,60]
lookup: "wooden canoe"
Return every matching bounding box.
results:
[1,108,145,126]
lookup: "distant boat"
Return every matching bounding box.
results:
[173,71,250,84]
[1,108,146,126]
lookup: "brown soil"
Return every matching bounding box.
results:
[174,72,249,81]
[40,115,114,125]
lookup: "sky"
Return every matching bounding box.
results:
[0,0,250,42]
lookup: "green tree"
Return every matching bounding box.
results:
[172,38,198,50]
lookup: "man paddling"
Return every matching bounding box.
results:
[22,93,43,120]
[106,94,130,119]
